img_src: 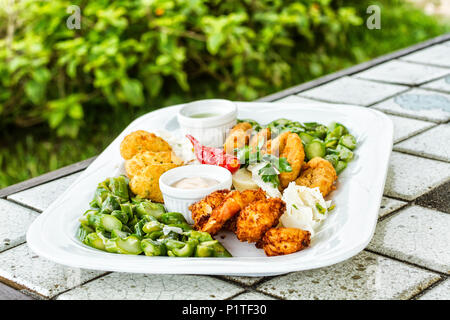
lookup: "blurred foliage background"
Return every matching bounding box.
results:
[0,0,449,188]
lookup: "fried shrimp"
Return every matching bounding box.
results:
[200,188,266,235]
[223,122,252,154]
[295,157,337,197]
[129,163,180,203]
[125,151,183,178]
[120,130,172,160]
[249,128,271,151]
[190,190,231,231]
[258,227,311,256]
[269,131,305,189]
[235,198,286,243]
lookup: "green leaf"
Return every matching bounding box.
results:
[25,80,45,105]
[206,33,225,55]
[121,79,144,106]
[68,103,84,120]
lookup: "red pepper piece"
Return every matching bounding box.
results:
[186,135,240,174]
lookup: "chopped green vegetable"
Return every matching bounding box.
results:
[305,140,326,160]
[299,132,314,144]
[339,134,357,150]
[316,203,327,214]
[141,239,167,256]
[335,161,348,174]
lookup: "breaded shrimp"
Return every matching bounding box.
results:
[295,157,337,197]
[189,190,231,231]
[258,227,311,256]
[125,151,183,178]
[269,131,305,189]
[200,188,266,235]
[249,128,271,151]
[223,122,252,154]
[120,130,172,160]
[235,198,286,243]
[129,163,180,203]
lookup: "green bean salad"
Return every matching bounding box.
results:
[77,176,231,257]
[238,118,357,174]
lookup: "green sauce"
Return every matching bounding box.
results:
[189,113,219,118]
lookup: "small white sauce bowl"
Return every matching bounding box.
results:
[159,164,232,224]
[177,99,237,147]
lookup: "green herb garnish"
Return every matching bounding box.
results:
[316,203,327,215]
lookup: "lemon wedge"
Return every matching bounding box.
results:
[232,168,259,192]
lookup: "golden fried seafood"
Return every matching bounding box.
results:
[295,157,337,197]
[125,151,183,178]
[120,130,172,160]
[200,188,266,235]
[129,163,180,203]
[189,189,231,230]
[258,227,311,256]
[223,122,252,154]
[269,131,305,189]
[235,198,286,243]
[249,128,271,151]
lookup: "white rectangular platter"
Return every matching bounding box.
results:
[26,102,393,276]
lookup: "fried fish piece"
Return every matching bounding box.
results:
[129,163,180,203]
[258,227,311,256]
[200,188,266,235]
[120,130,172,160]
[125,151,183,178]
[190,189,231,231]
[235,198,286,243]
[223,122,252,154]
[269,131,305,189]
[295,157,337,197]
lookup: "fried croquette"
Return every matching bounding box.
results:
[189,189,231,231]
[200,188,266,235]
[129,162,180,203]
[223,122,252,154]
[120,130,172,160]
[125,151,183,178]
[235,198,286,243]
[258,227,311,256]
[269,131,305,189]
[295,157,337,197]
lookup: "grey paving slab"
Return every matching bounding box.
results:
[368,205,450,274]
[298,77,407,107]
[421,75,450,94]
[232,291,276,300]
[276,94,348,106]
[379,197,408,219]
[256,251,440,300]
[221,275,264,286]
[388,115,435,143]
[401,44,450,68]
[0,244,105,298]
[0,282,33,300]
[372,88,450,123]
[0,199,38,253]
[416,180,450,214]
[7,172,82,212]
[57,272,244,300]
[355,60,449,86]
[383,151,450,201]
[418,279,450,300]
[394,124,450,162]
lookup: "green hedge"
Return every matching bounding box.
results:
[0,0,362,138]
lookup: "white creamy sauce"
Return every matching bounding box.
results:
[172,177,219,189]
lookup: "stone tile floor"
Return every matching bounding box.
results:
[0,40,449,300]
